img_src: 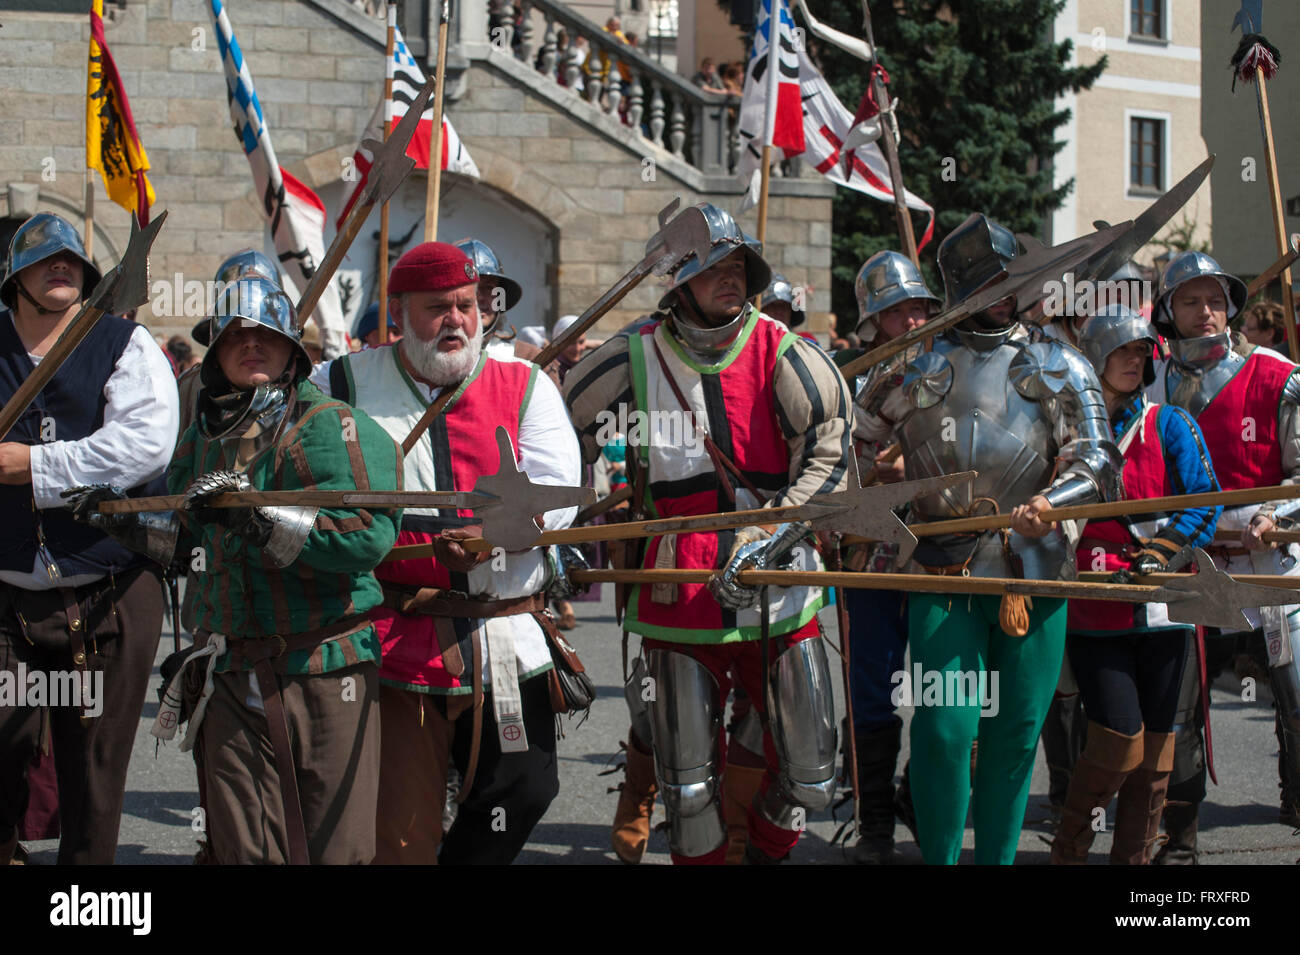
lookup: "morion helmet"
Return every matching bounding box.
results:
[854,250,940,339]
[199,276,311,389]
[1,213,102,310]
[1078,303,1157,388]
[1153,250,1247,336]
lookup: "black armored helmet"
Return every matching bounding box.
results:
[936,213,1019,311]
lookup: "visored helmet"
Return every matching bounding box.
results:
[656,203,771,310]
[452,237,522,312]
[199,276,311,388]
[761,272,806,327]
[1154,250,1248,336]
[1,213,102,310]
[1078,303,1157,387]
[936,213,1019,310]
[854,250,939,337]
[193,249,284,346]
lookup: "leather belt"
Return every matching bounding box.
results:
[380,585,545,619]
[199,613,371,866]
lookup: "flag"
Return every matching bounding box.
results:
[337,22,479,230]
[209,0,348,359]
[736,0,934,250]
[86,0,155,225]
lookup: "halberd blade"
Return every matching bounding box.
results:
[95,211,168,316]
[360,75,436,208]
[1156,549,1300,630]
[649,201,714,277]
[474,427,597,551]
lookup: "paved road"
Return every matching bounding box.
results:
[18,584,1300,864]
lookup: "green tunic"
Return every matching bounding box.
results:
[168,380,403,675]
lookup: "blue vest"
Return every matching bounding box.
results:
[0,312,165,578]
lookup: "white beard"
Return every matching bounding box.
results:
[401,324,483,385]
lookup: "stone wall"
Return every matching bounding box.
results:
[0,0,834,341]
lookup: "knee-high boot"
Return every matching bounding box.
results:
[610,731,658,864]
[1051,721,1143,865]
[1110,731,1174,865]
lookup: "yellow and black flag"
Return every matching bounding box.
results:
[86,0,155,224]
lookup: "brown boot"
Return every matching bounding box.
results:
[1051,721,1143,865]
[611,738,658,864]
[1110,731,1174,865]
[722,763,767,864]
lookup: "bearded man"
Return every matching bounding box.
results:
[312,242,581,864]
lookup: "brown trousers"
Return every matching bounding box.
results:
[0,565,164,864]
[374,685,473,864]
[197,660,381,865]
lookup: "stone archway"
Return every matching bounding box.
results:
[313,172,560,335]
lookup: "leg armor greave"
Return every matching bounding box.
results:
[1268,657,1300,791]
[758,638,838,828]
[646,649,726,857]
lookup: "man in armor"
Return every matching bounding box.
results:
[71,276,403,864]
[1148,251,1300,861]
[0,213,177,865]
[858,213,1123,864]
[313,241,581,864]
[453,237,523,360]
[565,203,853,864]
[833,250,939,862]
[760,272,807,332]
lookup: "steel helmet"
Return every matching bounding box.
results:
[199,276,311,388]
[1077,303,1157,387]
[936,213,1019,310]
[656,203,771,310]
[1154,250,1248,336]
[854,251,940,338]
[453,237,522,311]
[761,272,806,327]
[1,213,102,310]
[193,249,284,346]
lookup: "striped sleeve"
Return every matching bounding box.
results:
[562,333,633,465]
[771,336,854,508]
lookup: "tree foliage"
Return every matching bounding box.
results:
[802,1,1106,328]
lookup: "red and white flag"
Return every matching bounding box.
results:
[736,0,934,250]
[337,18,479,230]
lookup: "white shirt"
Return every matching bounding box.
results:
[0,321,180,590]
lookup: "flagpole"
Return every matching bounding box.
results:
[423,0,451,242]
[378,2,397,344]
[861,1,917,266]
[84,164,95,259]
[755,0,782,252]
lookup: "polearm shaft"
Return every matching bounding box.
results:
[570,567,1162,602]
[900,482,1300,539]
[98,490,491,513]
[381,500,849,561]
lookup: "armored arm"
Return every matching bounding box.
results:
[1010,341,1123,509]
[61,484,181,568]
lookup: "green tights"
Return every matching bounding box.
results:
[907,593,1066,864]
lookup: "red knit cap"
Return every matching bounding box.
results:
[389,241,479,294]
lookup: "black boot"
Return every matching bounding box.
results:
[894,758,919,845]
[1152,801,1199,865]
[851,723,902,864]
[1276,712,1300,827]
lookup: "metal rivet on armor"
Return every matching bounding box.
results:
[73,651,85,664]
[70,619,82,631]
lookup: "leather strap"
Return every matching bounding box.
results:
[459,628,485,804]
[649,338,764,504]
[379,585,545,619]
[209,613,372,865]
[58,587,91,724]
[1196,625,1216,785]
[400,382,460,457]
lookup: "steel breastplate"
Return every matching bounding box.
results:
[897,333,1070,578]
[1164,334,1243,418]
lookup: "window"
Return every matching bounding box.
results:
[1130,116,1165,192]
[1130,0,1165,40]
